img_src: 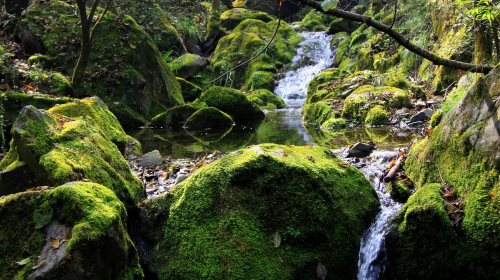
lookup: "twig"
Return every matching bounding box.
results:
[390,0,398,29]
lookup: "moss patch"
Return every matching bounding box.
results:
[246,89,285,110]
[185,107,234,130]
[221,8,275,30]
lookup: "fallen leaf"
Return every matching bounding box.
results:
[65,232,71,242]
[65,252,72,260]
[0,84,10,89]
[16,258,31,266]
[51,238,60,249]
[388,158,396,169]
[338,163,350,169]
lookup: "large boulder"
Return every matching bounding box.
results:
[387,67,500,279]
[0,97,143,207]
[16,0,183,125]
[246,89,285,110]
[199,86,265,123]
[0,182,143,279]
[138,144,379,279]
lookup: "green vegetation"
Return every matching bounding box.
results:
[246,89,285,110]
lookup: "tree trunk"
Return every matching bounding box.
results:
[72,24,91,97]
[473,1,492,64]
[206,0,222,40]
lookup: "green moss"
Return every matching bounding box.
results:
[176,77,203,103]
[300,10,334,31]
[244,70,276,91]
[144,144,379,279]
[199,86,265,123]
[246,89,285,110]
[429,110,442,127]
[49,73,73,96]
[333,37,352,68]
[326,18,359,34]
[441,73,477,114]
[364,105,388,125]
[221,8,275,30]
[185,107,234,130]
[386,179,413,202]
[306,68,349,102]
[356,47,374,71]
[0,183,143,279]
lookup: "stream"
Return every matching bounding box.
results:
[128,31,415,279]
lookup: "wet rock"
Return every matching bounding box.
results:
[415,100,427,110]
[409,108,433,123]
[407,121,424,128]
[175,173,189,185]
[396,108,411,119]
[137,150,163,167]
[0,162,37,196]
[347,142,376,158]
[0,182,143,279]
[169,54,207,79]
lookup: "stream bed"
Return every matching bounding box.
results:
[127,31,417,279]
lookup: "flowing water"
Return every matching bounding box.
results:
[128,31,414,279]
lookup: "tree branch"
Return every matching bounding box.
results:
[295,0,493,74]
[390,0,398,29]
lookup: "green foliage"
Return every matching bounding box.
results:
[33,201,53,229]
[321,0,339,11]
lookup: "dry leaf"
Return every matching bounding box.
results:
[51,238,60,249]
[338,163,350,169]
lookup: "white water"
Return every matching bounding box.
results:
[347,150,404,280]
[272,31,335,143]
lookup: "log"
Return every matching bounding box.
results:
[384,156,404,182]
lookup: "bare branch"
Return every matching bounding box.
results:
[295,0,493,74]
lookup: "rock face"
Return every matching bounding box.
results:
[0,97,143,207]
[139,144,379,280]
[347,142,375,158]
[16,0,183,125]
[388,67,500,279]
[0,182,143,279]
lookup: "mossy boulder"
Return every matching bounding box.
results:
[169,54,207,79]
[246,89,285,110]
[151,102,207,128]
[176,77,203,102]
[0,97,143,207]
[388,67,500,279]
[211,19,303,90]
[332,36,352,68]
[0,182,143,279]
[326,18,360,35]
[341,85,410,122]
[364,105,388,125]
[306,68,350,102]
[140,144,379,279]
[300,10,335,31]
[302,101,334,125]
[16,0,183,124]
[221,8,276,30]
[185,107,235,130]
[320,117,347,129]
[199,86,265,123]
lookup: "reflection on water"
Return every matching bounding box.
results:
[128,120,416,159]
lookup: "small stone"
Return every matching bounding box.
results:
[175,174,189,185]
[136,150,162,167]
[415,100,427,110]
[347,142,375,158]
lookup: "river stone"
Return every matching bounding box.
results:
[137,150,162,167]
[409,108,433,123]
[139,144,379,280]
[174,173,189,185]
[347,142,376,158]
[415,100,427,110]
[169,54,207,79]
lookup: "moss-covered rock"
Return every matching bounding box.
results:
[2,92,77,122]
[0,97,143,207]
[341,86,410,122]
[221,8,276,30]
[386,179,413,203]
[302,101,334,125]
[199,86,265,123]
[364,105,388,125]
[16,0,183,124]
[141,144,379,279]
[299,10,334,31]
[306,68,350,102]
[185,107,235,130]
[246,89,285,110]
[320,117,347,129]
[333,36,352,68]
[169,54,207,79]
[326,18,360,35]
[176,77,203,103]
[389,67,500,279]
[211,19,303,90]
[151,102,207,128]
[0,182,143,279]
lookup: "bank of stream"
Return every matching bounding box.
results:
[128,30,418,279]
